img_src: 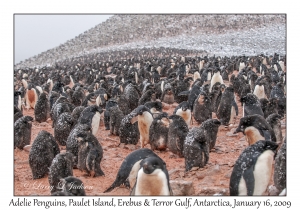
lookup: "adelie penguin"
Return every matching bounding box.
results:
[103,98,118,130]
[131,105,154,148]
[54,113,75,146]
[71,106,85,125]
[144,101,163,118]
[119,111,140,145]
[14,116,33,149]
[216,86,238,126]
[229,140,278,196]
[104,148,165,193]
[48,152,74,194]
[209,67,224,92]
[130,156,173,195]
[193,91,212,124]
[149,112,170,151]
[167,114,189,157]
[24,83,39,110]
[234,114,276,145]
[76,131,105,177]
[273,138,286,195]
[240,93,264,117]
[34,92,50,123]
[29,130,60,179]
[173,101,192,127]
[77,105,103,136]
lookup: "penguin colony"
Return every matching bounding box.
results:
[14,52,286,196]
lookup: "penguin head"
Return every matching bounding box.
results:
[140,156,165,175]
[135,105,150,116]
[23,116,34,124]
[180,101,190,111]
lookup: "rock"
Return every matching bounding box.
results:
[239,136,246,141]
[23,145,32,152]
[124,144,136,151]
[268,185,279,196]
[226,132,238,137]
[200,187,229,196]
[196,171,205,179]
[168,169,185,175]
[170,180,195,196]
[207,165,220,176]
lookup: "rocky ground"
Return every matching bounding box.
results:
[13,78,286,196]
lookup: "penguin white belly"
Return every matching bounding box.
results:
[36,86,42,94]
[134,168,169,195]
[193,71,200,81]
[229,106,235,124]
[128,160,142,189]
[239,62,245,72]
[253,85,267,99]
[244,126,265,145]
[253,150,274,195]
[210,73,223,92]
[22,79,28,89]
[207,72,212,81]
[91,112,101,135]
[69,76,75,89]
[96,96,101,106]
[138,112,153,147]
[18,95,22,110]
[242,104,245,117]
[238,176,248,195]
[176,109,191,126]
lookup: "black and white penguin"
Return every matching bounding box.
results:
[109,105,124,136]
[48,152,74,193]
[229,140,278,195]
[131,105,154,148]
[234,114,277,145]
[209,68,224,92]
[149,112,170,151]
[94,88,108,108]
[173,101,192,127]
[240,93,264,117]
[266,113,283,144]
[14,91,22,111]
[274,138,286,195]
[34,92,50,123]
[54,113,75,146]
[76,131,105,177]
[167,114,189,157]
[103,148,162,193]
[71,86,86,106]
[130,156,173,195]
[77,105,103,136]
[161,83,175,105]
[144,101,163,118]
[193,91,212,124]
[216,86,238,126]
[14,116,33,149]
[119,111,140,145]
[54,176,86,196]
[66,124,92,167]
[253,81,268,100]
[29,130,60,179]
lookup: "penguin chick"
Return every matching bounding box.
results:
[274,138,286,194]
[240,93,264,117]
[77,105,103,136]
[29,130,60,179]
[119,111,140,145]
[149,112,170,151]
[76,131,105,177]
[109,105,124,136]
[14,116,33,149]
[48,152,74,193]
[54,113,75,146]
[167,115,189,157]
[193,91,212,124]
[34,92,50,123]
[266,113,283,144]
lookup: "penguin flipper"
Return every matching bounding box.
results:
[243,165,255,196]
[178,90,190,97]
[262,130,272,141]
